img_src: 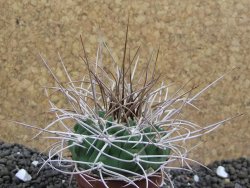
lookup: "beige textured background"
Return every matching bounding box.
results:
[0,0,249,165]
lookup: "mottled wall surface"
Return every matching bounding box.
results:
[0,0,249,164]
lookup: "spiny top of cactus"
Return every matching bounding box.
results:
[78,25,162,127]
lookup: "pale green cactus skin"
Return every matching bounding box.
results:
[69,111,170,175]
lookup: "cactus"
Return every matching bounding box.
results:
[16,27,240,188]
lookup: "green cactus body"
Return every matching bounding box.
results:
[69,111,171,176]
